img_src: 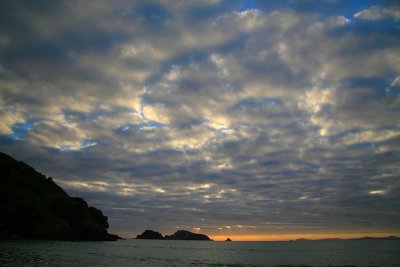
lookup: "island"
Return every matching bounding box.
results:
[293,236,400,242]
[164,230,211,240]
[136,230,164,239]
[0,152,119,241]
[135,229,212,241]
[225,238,232,241]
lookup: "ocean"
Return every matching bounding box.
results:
[1,239,399,266]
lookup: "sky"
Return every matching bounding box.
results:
[0,0,399,241]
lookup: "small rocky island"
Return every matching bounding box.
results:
[136,230,164,239]
[136,229,212,241]
[0,152,119,241]
[165,230,211,240]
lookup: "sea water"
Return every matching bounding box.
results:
[1,239,399,266]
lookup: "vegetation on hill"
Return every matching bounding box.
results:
[0,152,119,241]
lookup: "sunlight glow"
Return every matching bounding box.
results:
[369,190,386,195]
[211,232,400,241]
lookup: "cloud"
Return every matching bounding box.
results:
[354,5,400,21]
[0,0,399,237]
[0,110,25,135]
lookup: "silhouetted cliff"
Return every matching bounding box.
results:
[136,230,163,239]
[164,230,211,240]
[0,152,119,241]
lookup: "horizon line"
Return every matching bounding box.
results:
[116,231,400,242]
[209,233,400,242]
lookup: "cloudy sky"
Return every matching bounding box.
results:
[1,0,399,240]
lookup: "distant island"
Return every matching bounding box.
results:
[225,238,232,241]
[0,152,119,241]
[136,229,212,241]
[354,236,400,240]
[165,230,211,240]
[294,236,400,241]
[136,230,164,239]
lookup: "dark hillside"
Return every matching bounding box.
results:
[0,152,119,241]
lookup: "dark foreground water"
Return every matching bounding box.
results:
[1,239,399,266]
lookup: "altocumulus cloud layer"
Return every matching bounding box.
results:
[0,0,399,237]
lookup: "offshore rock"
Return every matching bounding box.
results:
[164,230,211,241]
[136,230,164,239]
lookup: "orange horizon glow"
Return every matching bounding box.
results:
[209,232,400,241]
[117,231,400,241]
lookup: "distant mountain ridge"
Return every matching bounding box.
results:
[294,236,400,241]
[0,152,119,241]
[136,229,212,241]
[355,236,400,240]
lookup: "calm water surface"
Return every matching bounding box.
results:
[1,239,399,266]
